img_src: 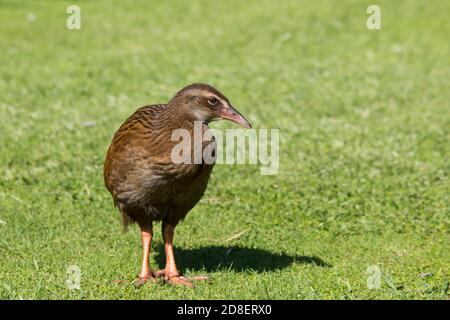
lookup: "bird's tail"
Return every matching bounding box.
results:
[120,211,133,232]
[116,202,134,232]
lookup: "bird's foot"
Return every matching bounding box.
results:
[132,272,157,287]
[155,269,209,288]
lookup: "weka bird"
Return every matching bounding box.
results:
[104,83,251,287]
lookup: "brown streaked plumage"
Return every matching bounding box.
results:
[104,83,251,287]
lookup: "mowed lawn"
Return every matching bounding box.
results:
[0,0,448,299]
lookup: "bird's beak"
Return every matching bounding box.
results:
[220,105,252,129]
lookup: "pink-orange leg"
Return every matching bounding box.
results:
[155,223,208,287]
[134,225,155,286]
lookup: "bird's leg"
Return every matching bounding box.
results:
[155,222,208,287]
[134,225,155,286]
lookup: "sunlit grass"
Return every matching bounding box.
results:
[0,0,448,299]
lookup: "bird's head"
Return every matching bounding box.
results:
[168,83,252,128]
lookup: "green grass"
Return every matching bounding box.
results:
[0,0,449,299]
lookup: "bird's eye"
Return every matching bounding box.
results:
[208,97,218,105]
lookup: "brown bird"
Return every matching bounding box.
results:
[104,83,251,287]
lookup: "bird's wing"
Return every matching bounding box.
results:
[104,104,172,195]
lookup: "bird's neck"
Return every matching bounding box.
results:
[163,104,207,133]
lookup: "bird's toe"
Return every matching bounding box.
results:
[167,275,194,288]
[154,269,166,278]
[188,275,210,281]
[166,274,210,287]
[132,274,157,287]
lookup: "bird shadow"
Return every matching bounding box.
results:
[153,244,331,273]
